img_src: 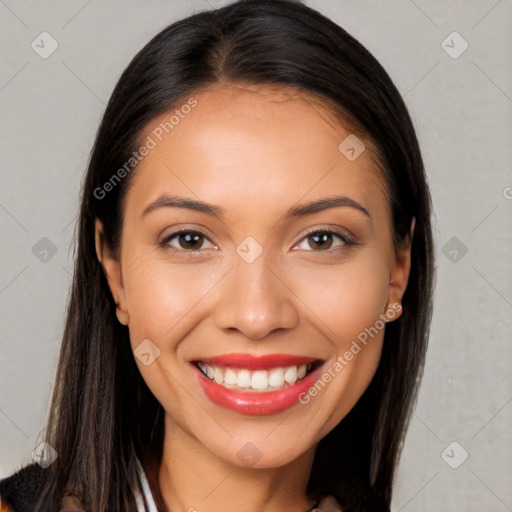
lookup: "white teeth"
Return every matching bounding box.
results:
[237,369,252,388]
[199,362,215,379]
[213,367,224,384]
[251,370,269,390]
[284,365,297,385]
[224,368,237,385]
[268,367,285,388]
[197,362,314,392]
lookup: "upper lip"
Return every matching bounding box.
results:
[192,353,323,370]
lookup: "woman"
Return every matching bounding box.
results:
[0,0,435,510]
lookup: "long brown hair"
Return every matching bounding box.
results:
[33,1,435,510]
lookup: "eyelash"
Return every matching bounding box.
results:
[158,227,356,258]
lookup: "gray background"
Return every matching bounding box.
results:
[1,0,511,510]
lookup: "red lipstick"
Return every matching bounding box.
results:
[191,355,324,415]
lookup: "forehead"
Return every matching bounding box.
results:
[128,82,386,220]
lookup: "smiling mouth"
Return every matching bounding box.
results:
[194,361,321,392]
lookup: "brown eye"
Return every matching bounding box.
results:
[307,231,334,250]
[176,232,204,250]
[296,229,354,252]
[160,230,217,254]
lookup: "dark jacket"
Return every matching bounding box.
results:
[0,463,45,512]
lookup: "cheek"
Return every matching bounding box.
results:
[122,252,220,343]
[291,251,390,346]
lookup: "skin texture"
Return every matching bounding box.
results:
[95,82,413,512]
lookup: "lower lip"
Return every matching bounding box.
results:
[193,364,323,415]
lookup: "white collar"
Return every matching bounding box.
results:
[135,457,158,512]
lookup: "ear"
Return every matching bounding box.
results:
[95,219,129,325]
[385,217,415,322]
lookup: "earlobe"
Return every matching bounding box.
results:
[94,219,129,325]
[115,307,129,326]
[383,301,403,322]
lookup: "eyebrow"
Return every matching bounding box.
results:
[142,194,372,224]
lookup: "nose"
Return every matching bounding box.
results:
[213,252,299,340]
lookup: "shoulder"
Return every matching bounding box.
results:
[0,463,44,512]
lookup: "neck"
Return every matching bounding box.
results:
[156,413,317,512]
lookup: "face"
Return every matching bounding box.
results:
[96,82,412,469]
